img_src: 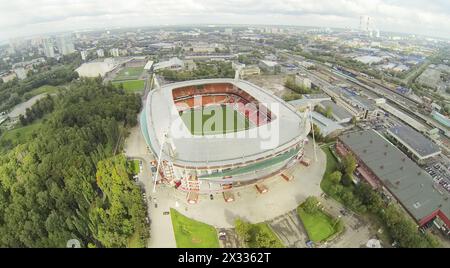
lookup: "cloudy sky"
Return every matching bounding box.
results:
[1,0,450,41]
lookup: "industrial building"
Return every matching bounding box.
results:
[336,130,450,232]
[318,100,353,124]
[386,125,441,163]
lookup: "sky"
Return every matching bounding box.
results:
[1,0,450,41]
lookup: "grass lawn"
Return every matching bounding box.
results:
[180,105,252,135]
[320,146,341,197]
[112,80,145,92]
[0,121,42,146]
[297,206,338,242]
[28,85,60,97]
[170,208,219,248]
[114,67,144,81]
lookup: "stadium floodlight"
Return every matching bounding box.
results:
[309,103,318,162]
[153,131,168,193]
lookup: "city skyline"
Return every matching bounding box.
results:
[1,0,450,42]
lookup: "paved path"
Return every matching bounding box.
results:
[164,142,326,228]
[8,94,47,118]
[318,197,373,248]
[268,210,308,248]
[124,120,177,248]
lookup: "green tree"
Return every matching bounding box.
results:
[302,196,320,214]
[341,154,357,176]
[328,171,342,185]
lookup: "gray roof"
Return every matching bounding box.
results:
[340,130,449,223]
[311,111,344,136]
[387,125,441,159]
[144,78,310,168]
[320,100,353,121]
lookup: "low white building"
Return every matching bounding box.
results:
[259,60,278,72]
[13,67,27,80]
[154,57,185,71]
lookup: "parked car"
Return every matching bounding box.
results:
[163,211,170,215]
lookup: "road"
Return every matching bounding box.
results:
[318,197,374,248]
[268,210,309,248]
[124,106,177,247]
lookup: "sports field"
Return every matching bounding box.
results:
[112,79,145,92]
[114,67,144,81]
[297,206,339,242]
[170,208,219,248]
[179,105,252,135]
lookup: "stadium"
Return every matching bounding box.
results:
[141,78,311,199]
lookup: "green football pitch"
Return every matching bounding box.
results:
[180,105,253,135]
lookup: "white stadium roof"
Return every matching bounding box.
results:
[143,78,310,168]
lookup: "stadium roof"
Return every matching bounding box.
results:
[339,130,449,224]
[387,125,441,160]
[143,78,310,168]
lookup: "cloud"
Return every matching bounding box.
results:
[0,0,449,40]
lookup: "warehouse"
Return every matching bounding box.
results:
[336,130,450,231]
[386,125,441,163]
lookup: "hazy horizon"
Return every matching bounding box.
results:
[1,0,450,42]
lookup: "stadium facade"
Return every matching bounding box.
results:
[141,78,311,195]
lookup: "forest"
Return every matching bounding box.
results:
[0,78,149,247]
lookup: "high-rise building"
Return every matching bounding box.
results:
[80,50,88,61]
[43,38,55,58]
[97,49,105,58]
[110,48,120,57]
[57,35,75,55]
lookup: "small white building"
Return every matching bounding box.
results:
[13,67,27,80]
[80,50,88,61]
[110,48,120,57]
[259,60,278,72]
[97,49,105,58]
[153,57,184,71]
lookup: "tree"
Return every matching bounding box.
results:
[341,173,353,186]
[0,78,146,247]
[328,171,342,185]
[302,196,320,214]
[341,154,357,176]
[235,219,251,243]
[325,106,333,118]
[254,230,279,248]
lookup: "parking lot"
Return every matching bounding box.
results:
[217,228,242,248]
[425,160,450,193]
[268,210,308,248]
